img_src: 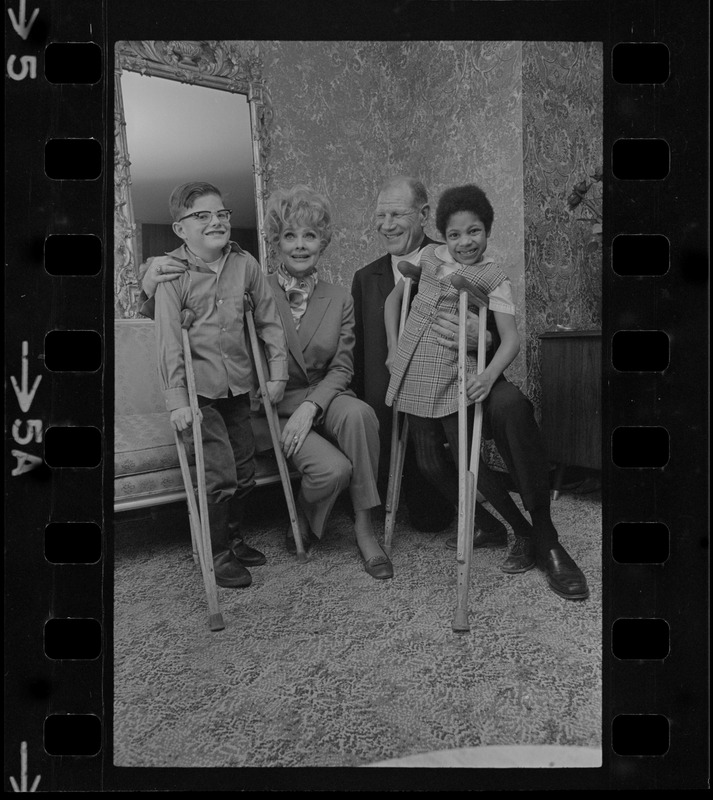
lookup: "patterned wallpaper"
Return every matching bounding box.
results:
[522,41,603,414]
[261,40,526,384]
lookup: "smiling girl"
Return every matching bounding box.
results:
[384,184,546,574]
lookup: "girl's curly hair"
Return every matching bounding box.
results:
[435,184,494,237]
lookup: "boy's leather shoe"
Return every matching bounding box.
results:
[208,502,252,587]
[213,551,252,589]
[541,544,589,600]
[230,538,267,566]
[500,535,536,573]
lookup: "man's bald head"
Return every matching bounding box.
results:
[378,176,428,208]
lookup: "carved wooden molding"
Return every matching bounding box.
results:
[114,41,273,318]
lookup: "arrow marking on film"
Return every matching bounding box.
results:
[8,741,41,792]
[10,342,42,413]
[7,0,40,40]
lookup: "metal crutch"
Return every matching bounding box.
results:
[383,260,422,555]
[172,311,225,632]
[449,273,489,634]
[243,294,307,562]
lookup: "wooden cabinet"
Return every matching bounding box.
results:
[538,330,601,496]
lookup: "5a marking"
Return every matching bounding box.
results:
[10,341,44,474]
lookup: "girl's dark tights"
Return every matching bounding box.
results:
[407,410,534,538]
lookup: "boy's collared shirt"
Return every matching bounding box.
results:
[152,241,288,411]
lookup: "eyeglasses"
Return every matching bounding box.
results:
[375,209,419,223]
[178,209,232,223]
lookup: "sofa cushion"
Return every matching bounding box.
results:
[116,412,278,479]
[115,466,189,504]
[115,413,191,478]
[115,321,166,416]
[114,450,289,507]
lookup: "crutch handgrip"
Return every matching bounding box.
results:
[397,260,422,282]
[450,273,489,309]
[180,308,197,329]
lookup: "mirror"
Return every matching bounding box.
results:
[114,41,273,318]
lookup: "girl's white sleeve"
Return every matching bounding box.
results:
[488,278,515,315]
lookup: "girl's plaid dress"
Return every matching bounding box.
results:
[385,243,507,419]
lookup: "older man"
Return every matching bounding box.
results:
[352,175,589,601]
[351,176,506,539]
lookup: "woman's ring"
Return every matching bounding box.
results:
[157,265,162,274]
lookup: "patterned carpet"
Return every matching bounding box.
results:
[113,481,602,768]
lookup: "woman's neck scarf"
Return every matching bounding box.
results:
[276,262,318,329]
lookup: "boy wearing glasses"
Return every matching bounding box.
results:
[140,182,288,589]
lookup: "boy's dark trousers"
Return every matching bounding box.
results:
[196,392,263,586]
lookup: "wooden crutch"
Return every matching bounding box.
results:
[243,294,307,562]
[172,311,225,632]
[450,273,489,634]
[383,260,422,555]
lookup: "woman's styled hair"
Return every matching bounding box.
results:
[264,185,333,252]
[169,182,224,221]
[435,184,495,237]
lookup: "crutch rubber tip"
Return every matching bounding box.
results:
[296,552,308,564]
[451,614,470,633]
[209,613,226,632]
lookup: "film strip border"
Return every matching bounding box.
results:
[5,0,105,791]
[606,7,708,780]
[4,0,709,791]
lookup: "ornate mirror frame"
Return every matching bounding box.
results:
[114,40,273,318]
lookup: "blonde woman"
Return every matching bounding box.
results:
[264,185,393,580]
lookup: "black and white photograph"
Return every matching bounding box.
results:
[112,36,603,770]
[4,0,709,792]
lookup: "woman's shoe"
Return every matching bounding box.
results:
[357,544,394,580]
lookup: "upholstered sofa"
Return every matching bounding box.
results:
[114,318,287,513]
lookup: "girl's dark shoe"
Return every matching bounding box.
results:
[445,525,508,550]
[445,505,508,550]
[500,536,536,573]
[474,503,507,539]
